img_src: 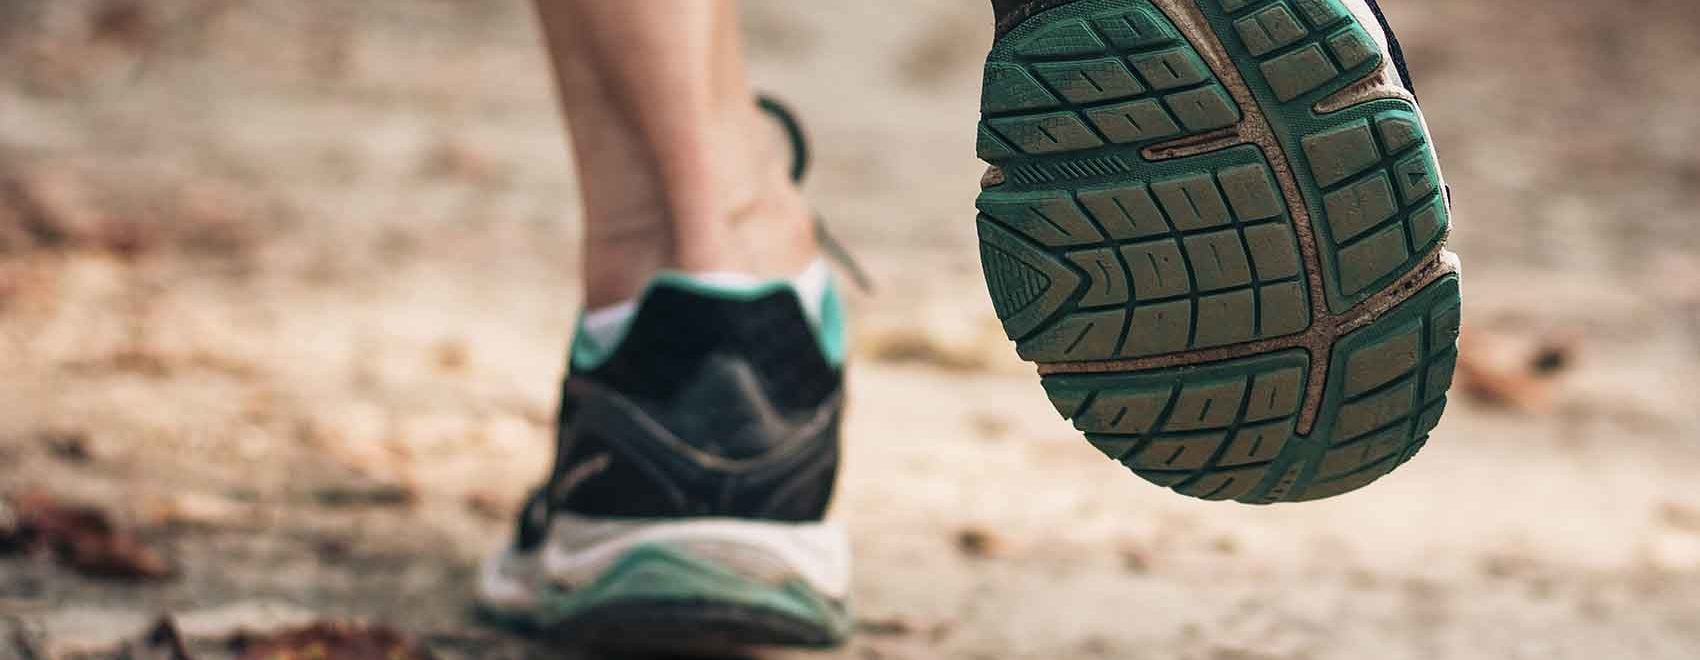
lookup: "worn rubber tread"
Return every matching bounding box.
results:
[978,0,1460,503]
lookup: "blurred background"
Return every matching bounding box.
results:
[3,0,1700,658]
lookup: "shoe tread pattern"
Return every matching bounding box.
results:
[1039,276,1458,504]
[1209,0,1450,312]
[979,149,1311,362]
[978,0,1459,503]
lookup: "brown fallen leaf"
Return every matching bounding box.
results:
[955,526,1005,560]
[4,489,175,580]
[1455,328,1579,412]
[232,622,436,660]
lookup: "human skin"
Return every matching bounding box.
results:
[532,0,819,308]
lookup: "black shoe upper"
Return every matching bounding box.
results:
[515,284,844,550]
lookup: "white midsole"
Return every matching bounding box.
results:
[479,514,851,612]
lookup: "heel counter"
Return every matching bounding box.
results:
[549,284,845,522]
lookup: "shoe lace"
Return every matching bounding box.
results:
[757,96,875,293]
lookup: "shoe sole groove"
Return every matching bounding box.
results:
[978,0,1460,503]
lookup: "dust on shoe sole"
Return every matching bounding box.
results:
[975,0,1460,503]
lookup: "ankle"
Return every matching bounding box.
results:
[701,104,819,273]
[715,140,818,276]
[581,107,818,307]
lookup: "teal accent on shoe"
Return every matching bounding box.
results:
[569,273,848,372]
[569,318,618,373]
[488,543,851,647]
[817,279,848,367]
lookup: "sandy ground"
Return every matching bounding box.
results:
[4,1,1700,658]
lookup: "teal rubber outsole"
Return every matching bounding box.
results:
[976,0,1460,503]
[479,543,852,652]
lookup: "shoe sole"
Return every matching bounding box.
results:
[976,0,1461,503]
[478,516,852,650]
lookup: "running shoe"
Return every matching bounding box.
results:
[976,0,1461,503]
[478,101,853,650]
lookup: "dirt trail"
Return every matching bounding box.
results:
[5,1,1700,658]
